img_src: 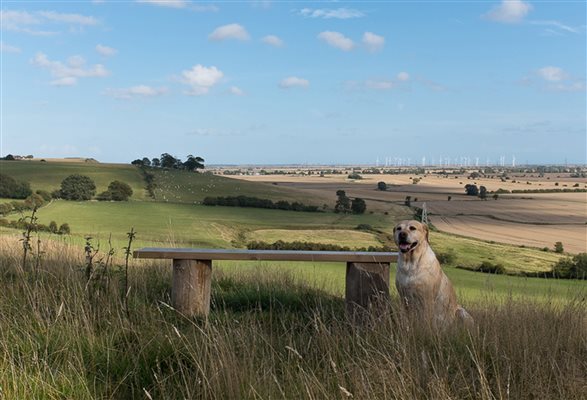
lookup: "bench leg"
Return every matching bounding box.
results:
[345,262,390,318]
[172,259,212,316]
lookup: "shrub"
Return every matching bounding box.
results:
[351,198,367,214]
[554,241,564,254]
[58,223,71,235]
[35,190,52,202]
[436,250,456,265]
[377,181,387,191]
[476,261,506,274]
[552,253,587,279]
[348,172,362,180]
[0,173,32,199]
[59,174,96,200]
[355,224,373,231]
[0,203,13,215]
[49,221,58,233]
[465,184,479,196]
[24,193,45,209]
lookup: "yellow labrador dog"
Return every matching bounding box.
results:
[394,220,473,329]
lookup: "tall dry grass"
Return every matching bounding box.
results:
[0,235,585,399]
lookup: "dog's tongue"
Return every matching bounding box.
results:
[399,243,411,251]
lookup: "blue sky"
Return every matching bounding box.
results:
[1,0,585,165]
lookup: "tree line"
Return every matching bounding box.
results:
[131,153,205,172]
[203,196,320,212]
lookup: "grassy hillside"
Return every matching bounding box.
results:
[151,168,323,204]
[0,160,149,200]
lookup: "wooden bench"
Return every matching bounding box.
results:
[133,248,398,317]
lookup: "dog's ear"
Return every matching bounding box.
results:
[423,223,429,242]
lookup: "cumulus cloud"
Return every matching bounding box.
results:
[230,86,245,96]
[298,8,364,19]
[279,76,309,89]
[397,72,410,81]
[32,52,109,86]
[96,44,117,56]
[484,0,532,23]
[537,66,567,82]
[104,85,168,99]
[1,9,98,35]
[180,64,224,95]
[362,32,385,52]
[317,31,354,51]
[0,41,21,53]
[208,23,250,41]
[262,35,284,47]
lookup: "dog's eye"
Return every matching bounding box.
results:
[395,227,401,231]
[409,226,417,231]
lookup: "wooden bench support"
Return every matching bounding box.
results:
[172,259,212,316]
[345,262,390,317]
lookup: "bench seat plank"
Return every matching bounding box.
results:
[134,248,397,263]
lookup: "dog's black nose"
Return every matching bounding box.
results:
[399,231,408,240]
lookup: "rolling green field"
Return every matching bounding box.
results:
[0,160,149,200]
[151,168,321,204]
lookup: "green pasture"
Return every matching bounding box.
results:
[151,168,320,204]
[211,261,585,304]
[29,200,394,248]
[0,160,148,200]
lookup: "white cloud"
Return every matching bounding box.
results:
[230,86,245,96]
[279,76,309,89]
[136,0,189,8]
[208,23,250,41]
[299,8,364,19]
[537,66,567,82]
[0,41,21,53]
[96,44,117,56]
[484,0,532,23]
[1,9,99,35]
[530,20,579,34]
[317,31,354,51]
[32,52,109,86]
[37,11,98,26]
[105,85,168,99]
[397,72,410,81]
[366,79,393,90]
[51,77,78,86]
[180,64,224,95]
[262,35,284,47]
[362,32,385,52]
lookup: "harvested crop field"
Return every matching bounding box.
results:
[234,173,587,253]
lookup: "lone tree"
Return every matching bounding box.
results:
[335,190,351,213]
[59,174,96,200]
[554,241,564,254]
[351,198,367,214]
[377,181,387,191]
[465,184,479,196]
[183,155,205,171]
[479,186,488,200]
[98,180,133,201]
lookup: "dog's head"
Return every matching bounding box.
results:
[393,220,429,255]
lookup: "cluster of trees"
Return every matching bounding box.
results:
[552,253,587,279]
[247,240,391,252]
[131,154,205,172]
[0,174,32,199]
[203,196,320,212]
[464,184,489,199]
[335,190,366,214]
[51,175,133,201]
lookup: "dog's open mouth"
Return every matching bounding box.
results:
[398,241,418,253]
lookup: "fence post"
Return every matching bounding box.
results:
[345,262,390,319]
[172,259,212,316]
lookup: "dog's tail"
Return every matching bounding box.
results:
[456,306,475,330]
